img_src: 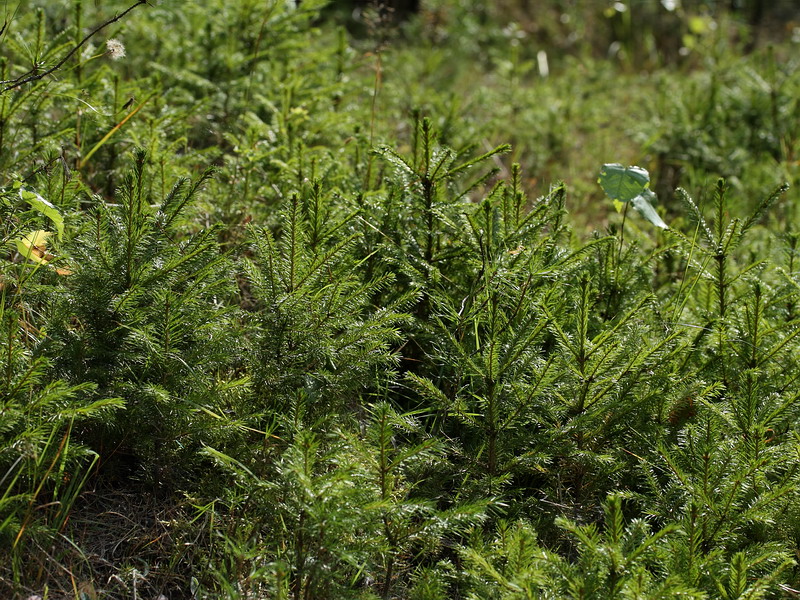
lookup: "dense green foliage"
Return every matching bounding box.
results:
[1,1,800,598]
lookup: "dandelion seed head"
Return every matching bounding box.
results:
[106,39,126,60]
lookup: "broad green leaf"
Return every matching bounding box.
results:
[631,189,668,229]
[598,163,650,203]
[20,187,65,239]
[599,164,667,229]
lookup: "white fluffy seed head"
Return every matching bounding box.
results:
[106,38,126,60]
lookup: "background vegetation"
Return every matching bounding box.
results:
[1,0,800,598]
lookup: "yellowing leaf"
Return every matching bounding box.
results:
[16,230,54,264]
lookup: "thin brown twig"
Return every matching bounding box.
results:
[0,0,148,94]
